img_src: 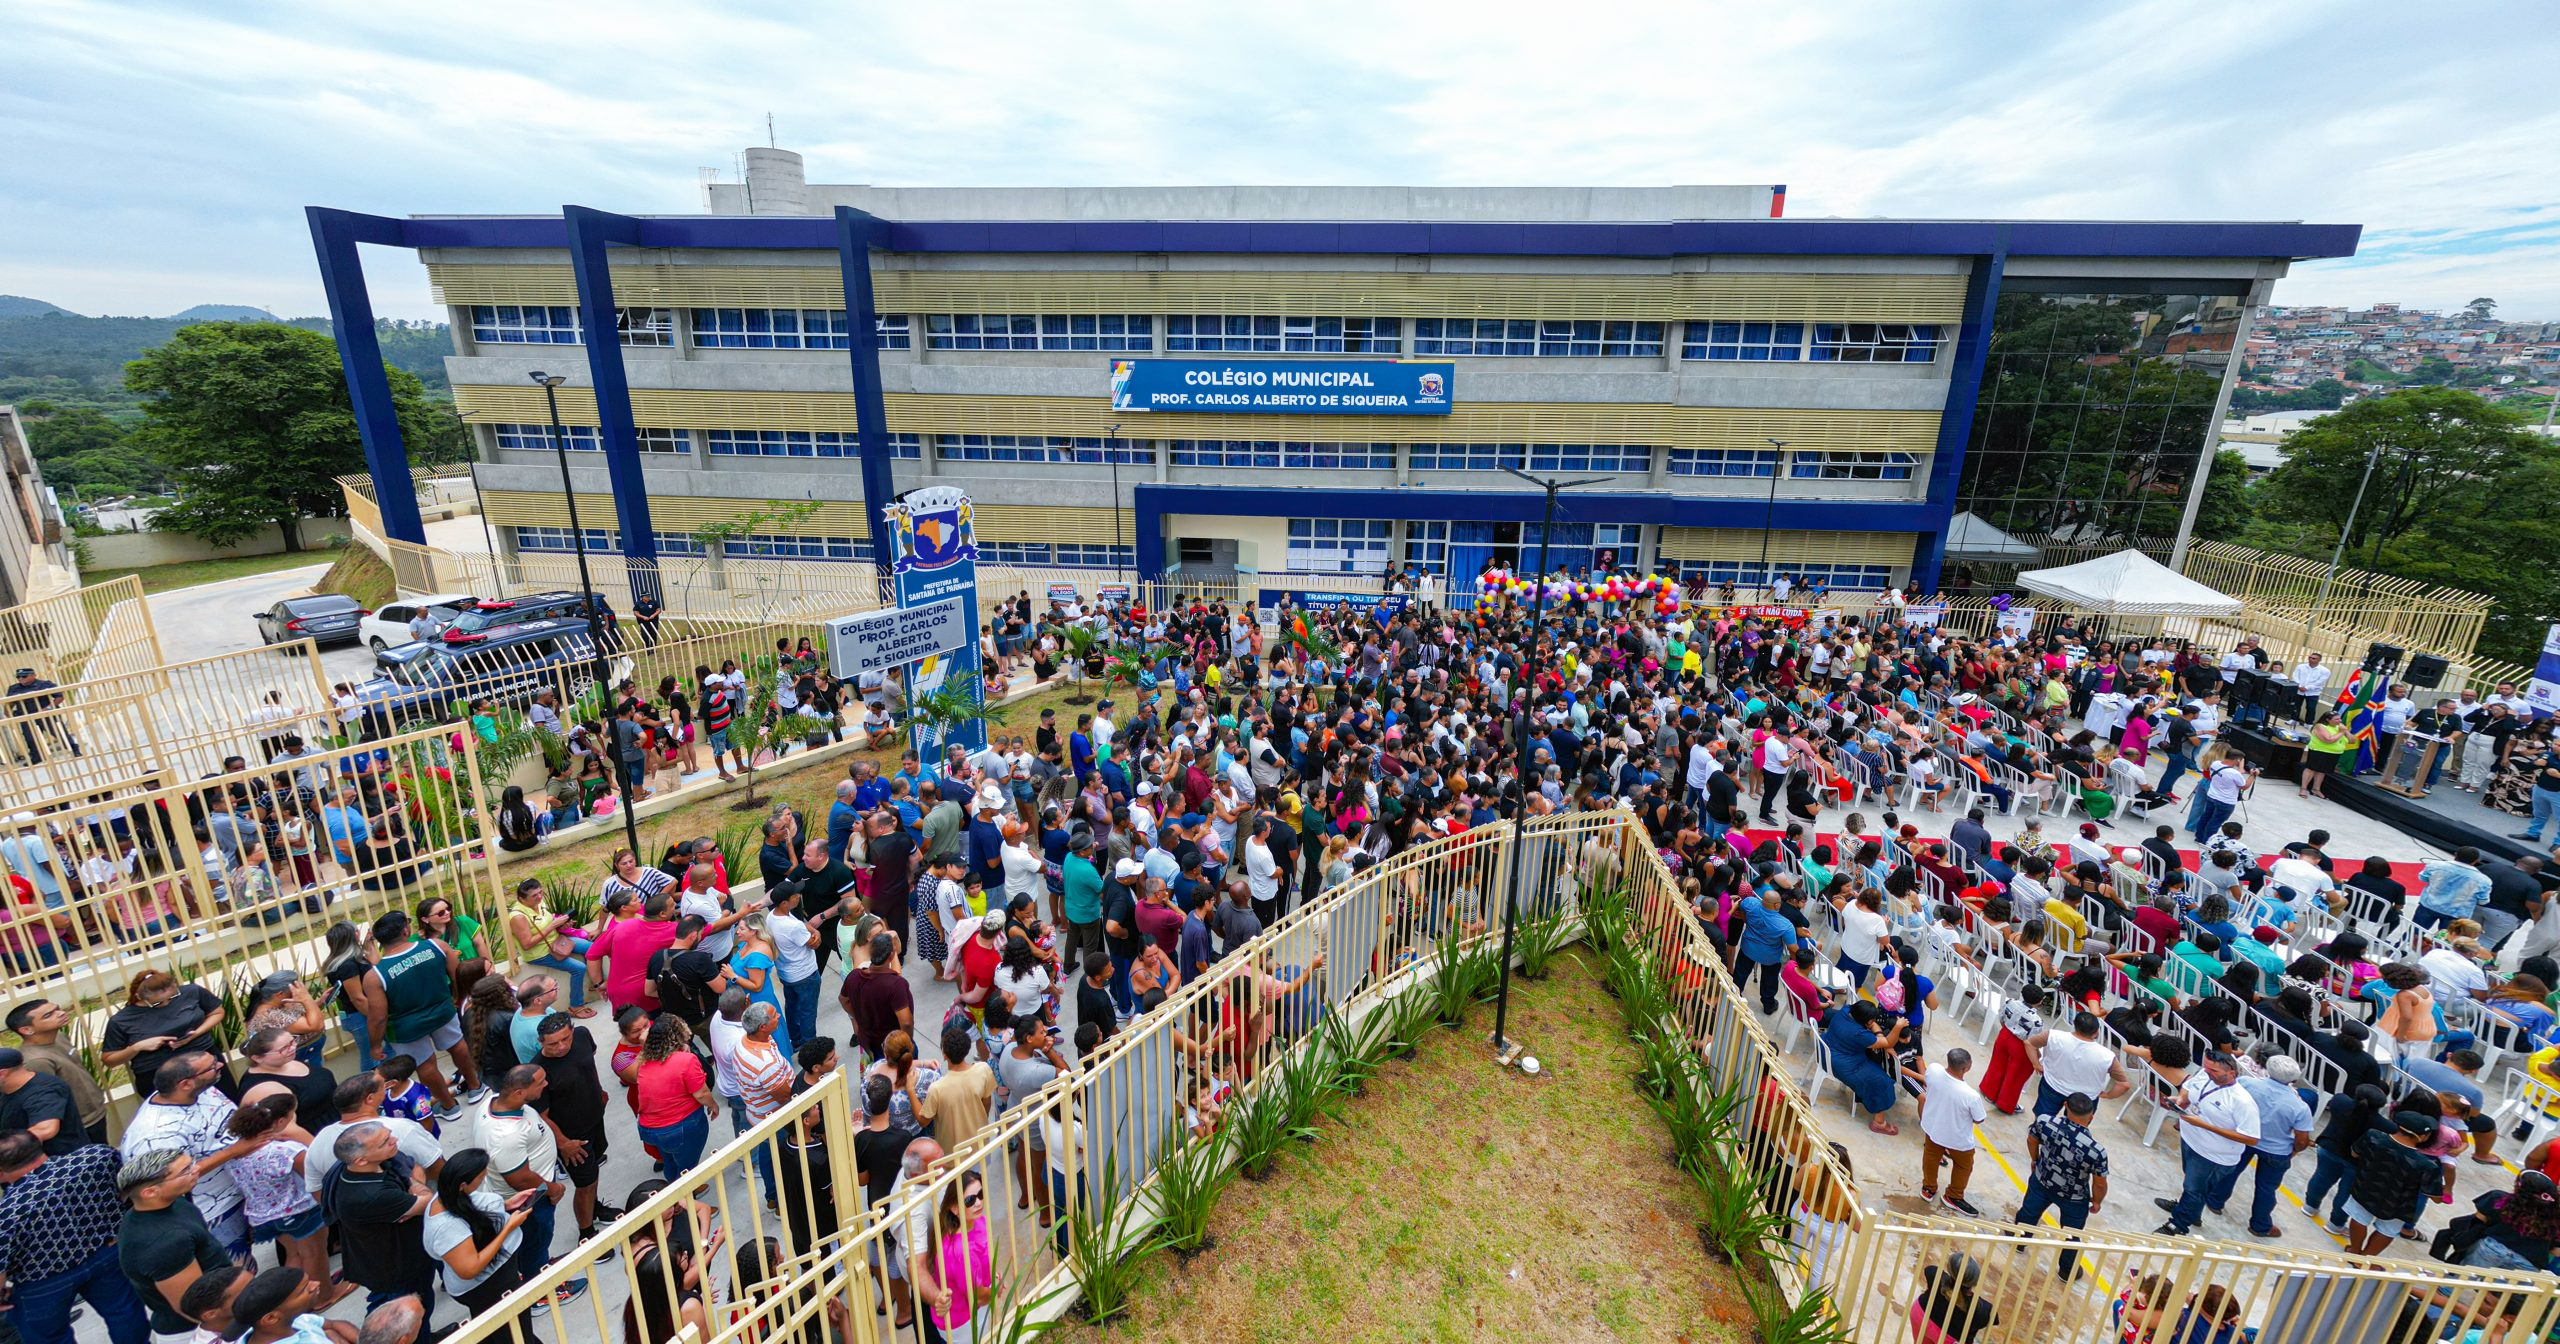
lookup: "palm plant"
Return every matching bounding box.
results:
[1098,644,1156,695]
[1384,983,1437,1061]
[1275,1034,1335,1134]
[1275,608,1342,665]
[903,672,1010,763]
[1061,1148,1167,1324]
[712,817,763,883]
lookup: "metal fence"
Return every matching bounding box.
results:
[0,575,162,686]
[0,640,337,804]
[444,808,1630,1344]
[0,721,506,1087]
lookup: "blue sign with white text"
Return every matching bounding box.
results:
[884,486,987,760]
[1110,359,1455,415]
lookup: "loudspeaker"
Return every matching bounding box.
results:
[2255,670,2299,716]
[2405,653,2448,689]
[2364,642,2404,675]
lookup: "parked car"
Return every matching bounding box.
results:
[352,617,623,734]
[440,591,618,644]
[254,594,368,649]
[361,593,479,653]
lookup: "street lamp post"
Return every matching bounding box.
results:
[1758,437,1787,600]
[1487,466,1611,1056]
[529,371,642,858]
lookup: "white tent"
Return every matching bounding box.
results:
[2012,549,2244,616]
[1943,511,2040,560]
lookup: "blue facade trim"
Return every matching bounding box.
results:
[360,210,2360,262]
[1131,483,1946,582]
[560,207,658,571]
[833,207,900,575]
[1912,233,2009,590]
[305,208,427,545]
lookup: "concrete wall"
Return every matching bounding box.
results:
[704,181,1782,222]
[82,517,348,568]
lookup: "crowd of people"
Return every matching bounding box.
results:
[0,566,2555,1344]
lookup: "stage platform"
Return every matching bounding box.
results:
[2326,770,2539,864]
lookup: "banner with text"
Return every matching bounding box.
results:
[2528,622,2560,720]
[884,486,987,758]
[1110,358,1455,415]
[825,597,970,677]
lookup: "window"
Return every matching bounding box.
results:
[511,525,618,553]
[1593,522,1643,566]
[1167,440,1395,470]
[1408,442,1510,471]
[1665,448,1781,478]
[1403,520,1449,574]
[982,541,1133,568]
[471,306,581,345]
[1285,518,1392,574]
[1789,450,1919,481]
[689,308,854,350]
[1681,321,1806,362]
[490,424,684,454]
[705,431,920,459]
[923,314,1153,352]
[875,314,913,350]
[618,308,676,347]
[1411,319,1662,357]
[1164,316,1400,353]
[1523,444,1651,474]
[936,436,1147,465]
[1810,323,1943,363]
[724,534,872,562]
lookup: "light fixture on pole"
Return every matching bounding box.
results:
[1105,423,1128,588]
[1487,465,1611,1057]
[1758,437,1787,599]
[529,370,641,858]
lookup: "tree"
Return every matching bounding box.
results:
[2464,297,2498,323]
[2190,449,2254,543]
[124,322,445,550]
[2256,388,2556,559]
[20,406,161,494]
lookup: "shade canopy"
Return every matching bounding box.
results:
[2013,549,2244,617]
[1944,511,2041,560]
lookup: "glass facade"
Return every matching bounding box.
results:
[1955,285,2243,552]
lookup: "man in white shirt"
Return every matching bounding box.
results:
[119,1050,264,1257]
[478,1064,578,1291]
[765,881,824,1048]
[1908,1048,1990,1216]
[677,861,746,961]
[1244,817,1281,922]
[2030,1011,2128,1116]
[306,1073,443,1194]
[2156,1050,2260,1236]
[2289,653,2331,722]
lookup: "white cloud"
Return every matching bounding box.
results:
[6,0,2558,319]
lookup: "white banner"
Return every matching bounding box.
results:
[826,597,971,677]
[1997,606,2038,637]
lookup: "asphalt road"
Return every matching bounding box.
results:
[143,559,382,686]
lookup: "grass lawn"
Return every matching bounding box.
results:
[1064,956,1752,1344]
[499,677,1089,887]
[84,549,331,593]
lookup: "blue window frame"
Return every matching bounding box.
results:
[982,541,1134,568]
[876,315,913,350]
[1789,450,1919,481]
[923,314,1153,352]
[1284,518,1393,573]
[935,435,1147,465]
[490,424,684,454]
[1166,440,1395,470]
[689,308,854,350]
[1665,448,1781,478]
[471,305,581,345]
[705,431,921,459]
[1681,320,1807,361]
[724,534,874,562]
[1809,323,1943,363]
[1163,316,1400,353]
[511,525,618,552]
[1407,442,1511,471]
[1523,444,1651,473]
[1411,319,1660,357]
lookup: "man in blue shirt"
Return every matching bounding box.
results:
[826,779,863,868]
[318,786,372,868]
[1176,883,1217,982]
[851,761,889,813]
[2414,847,2493,930]
[1734,889,1806,1015]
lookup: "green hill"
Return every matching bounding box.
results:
[0,296,74,318]
[166,304,279,322]
[0,311,451,416]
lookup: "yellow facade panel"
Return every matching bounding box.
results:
[427,263,1966,323]
[480,490,870,534]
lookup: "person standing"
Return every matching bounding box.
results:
[1060,833,1105,974]
[0,1048,94,1156]
[2229,1056,2315,1239]
[115,1151,236,1342]
[0,1132,148,1344]
[2028,1013,2128,1119]
[2341,1111,2448,1256]
[1908,1048,1989,1217]
[2,1002,108,1139]
[117,1053,274,1262]
[478,1065,587,1311]
[363,912,478,1120]
[318,1124,436,1329]
[2015,1093,2109,1279]
[2152,1050,2260,1236]
[843,933,915,1074]
[2187,756,2254,843]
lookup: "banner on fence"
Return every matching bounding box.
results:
[1905,601,1948,628]
[1997,605,2038,637]
[884,487,986,758]
[2528,622,2560,719]
[1262,590,1409,621]
[1045,582,1079,605]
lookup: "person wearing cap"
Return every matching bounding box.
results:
[2152,1049,2260,1236]
[0,1127,145,1344]
[2340,1109,2448,1255]
[2228,1055,2315,1238]
[4,668,74,765]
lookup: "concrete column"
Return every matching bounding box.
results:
[305,208,427,544]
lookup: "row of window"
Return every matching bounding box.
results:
[705,431,923,459]
[1681,322,1943,363]
[1284,518,1395,573]
[1671,560,1896,590]
[489,426,1917,482]
[470,305,1937,363]
[982,541,1134,568]
[509,526,878,562]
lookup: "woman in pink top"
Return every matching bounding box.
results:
[923,1173,994,1342]
[585,888,678,1013]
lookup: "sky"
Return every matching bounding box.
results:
[8,0,2560,322]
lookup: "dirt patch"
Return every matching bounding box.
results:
[1056,955,1750,1344]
